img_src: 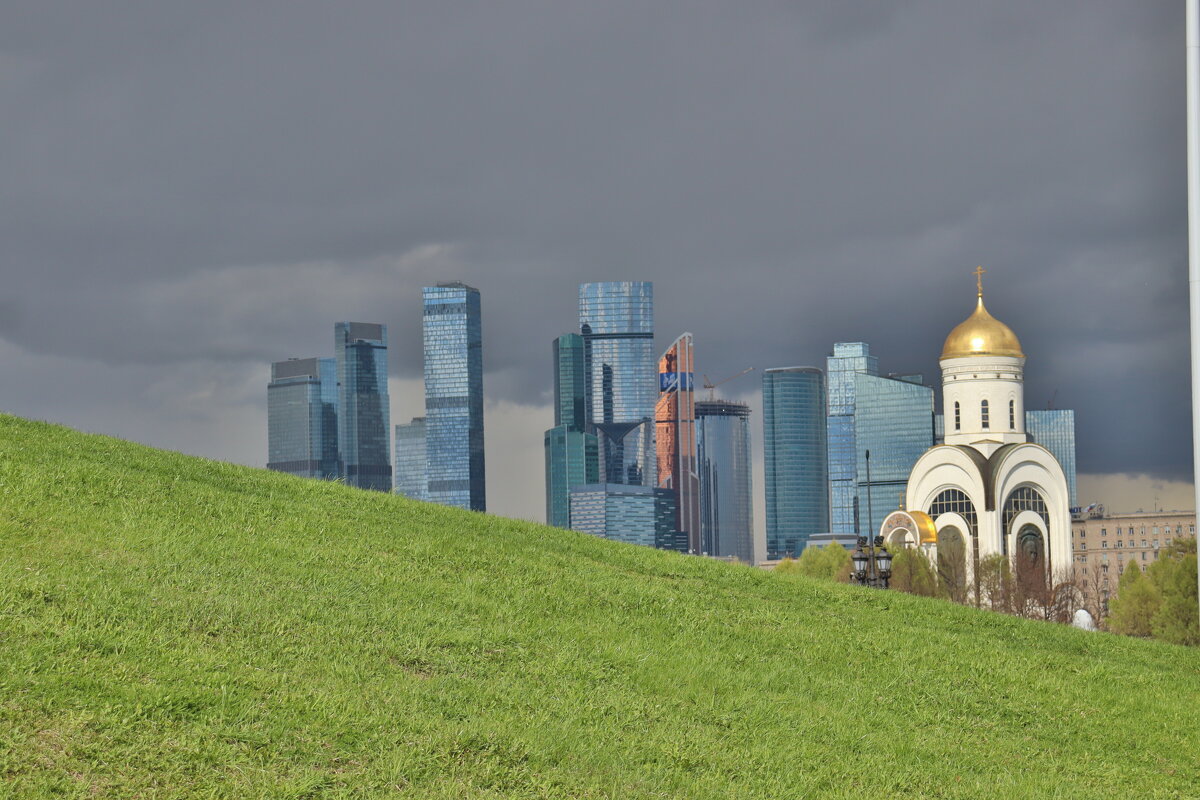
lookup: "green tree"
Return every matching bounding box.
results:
[774,556,800,574]
[794,542,851,582]
[889,547,938,597]
[1147,539,1199,646]
[976,553,1013,613]
[1107,560,1161,637]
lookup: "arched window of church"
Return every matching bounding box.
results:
[954,401,961,431]
[1008,399,1015,429]
[981,399,989,429]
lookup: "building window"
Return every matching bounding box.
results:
[981,399,989,429]
[954,401,961,431]
[1101,528,1107,536]
[1141,540,1147,548]
[1153,526,1159,536]
[1142,552,1147,561]
[1116,541,1122,548]
[1166,538,1173,546]
[1153,540,1159,549]
[1102,541,1108,549]
[1009,399,1015,429]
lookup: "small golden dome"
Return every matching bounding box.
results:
[941,295,1024,360]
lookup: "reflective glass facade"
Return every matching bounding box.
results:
[852,372,935,537]
[394,417,429,501]
[763,367,829,559]
[545,425,599,527]
[1025,409,1077,507]
[579,281,655,486]
[423,283,485,511]
[827,343,877,535]
[553,333,587,430]
[267,357,339,480]
[569,484,681,550]
[826,343,933,536]
[696,400,754,562]
[335,323,392,491]
[656,333,699,551]
[545,332,599,527]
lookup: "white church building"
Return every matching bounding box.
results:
[889,271,1071,598]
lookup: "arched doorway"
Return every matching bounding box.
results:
[1014,524,1047,597]
[936,526,968,603]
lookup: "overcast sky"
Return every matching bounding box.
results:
[1,1,1192,522]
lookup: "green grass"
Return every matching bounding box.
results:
[0,414,1197,799]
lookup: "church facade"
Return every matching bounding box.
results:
[892,273,1071,599]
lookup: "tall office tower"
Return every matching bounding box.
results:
[696,399,754,562]
[579,281,656,486]
[545,427,599,527]
[267,357,339,480]
[656,333,700,552]
[394,417,429,501]
[334,322,392,491]
[763,367,829,559]
[569,484,682,550]
[423,282,485,511]
[1026,409,1078,507]
[554,333,588,431]
[826,342,934,538]
[545,333,599,527]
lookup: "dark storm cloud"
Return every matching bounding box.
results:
[0,1,1189,502]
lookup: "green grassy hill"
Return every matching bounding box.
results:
[1,414,1198,799]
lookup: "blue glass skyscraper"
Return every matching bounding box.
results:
[1025,409,1077,507]
[579,281,656,486]
[763,367,829,559]
[827,342,933,538]
[423,282,485,511]
[696,399,754,562]
[267,357,339,480]
[335,322,392,491]
[545,333,598,527]
[394,417,429,501]
[569,484,681,550]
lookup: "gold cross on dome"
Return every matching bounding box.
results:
[974,265,986,296]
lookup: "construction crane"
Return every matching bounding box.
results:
[702,367,755,401]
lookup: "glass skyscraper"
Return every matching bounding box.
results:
[827,342,933,538]
[545,333,598,527]
[423,282,485,511]
[1025,409,1077,507]
[656,333,700,552]
[545,427,599,527]
[579,281,656,487]
[267,357,339,480]
[763,367,829,560]
[335,322,392,491]
[394,417,429,501]
[696,399,754,563]
[554,333,588,431]
[569,484,682,550]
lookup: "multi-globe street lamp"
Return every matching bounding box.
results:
[851,448,893,588]
[851,534,893,588]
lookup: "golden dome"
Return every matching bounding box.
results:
[941,294,1024,360]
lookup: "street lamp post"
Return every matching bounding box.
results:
[852,450,893,587]
[852,534,893,588]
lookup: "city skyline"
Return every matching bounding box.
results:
[1,4,1193,525]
